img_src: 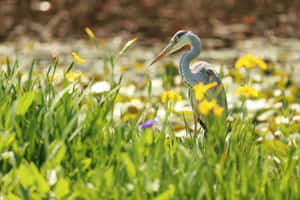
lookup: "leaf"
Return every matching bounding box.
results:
[144,129,153,145]
[81,158,92,171]
[48,141,66,167]
[27,60,35,91]
[119,38,138,55]
[17,91,36,115]
[19,184,30,200]
[35,89,43,105]
[54,178,70,199]
[121,153,136,179]
[114,38,138,62]
[32,163,50,193]
[18,164,35,188]
[104,167,114,187]
[6,193,21,200]
[17,163,50,193]
[154,185,175,200]
[30,163,50,193]
[147,79,152,98]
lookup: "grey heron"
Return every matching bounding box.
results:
[150,30,228,136]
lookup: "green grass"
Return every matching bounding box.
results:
[0,53,299,200]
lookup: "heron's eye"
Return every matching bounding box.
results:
[173,35,181,42]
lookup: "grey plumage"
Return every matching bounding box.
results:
[188,61,228,129]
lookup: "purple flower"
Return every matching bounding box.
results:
[137,117,159,130]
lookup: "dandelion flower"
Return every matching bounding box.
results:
[72,52,85,63]
[198,99,217,115]
[193,82,217,101]
[253,57,267,70]
[85,27,95,39]
[235,54,267,70]
[161,91,182,103]
[213,105,224,117]
[66,72,87,81]
[235,85,258,97]
[235,54,256,69]
[198,99,224,117]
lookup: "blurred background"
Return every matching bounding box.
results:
[1,0,300,42]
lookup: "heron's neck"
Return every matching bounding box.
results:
[179,33,202,87]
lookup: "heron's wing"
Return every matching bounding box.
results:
[190,61,212,75]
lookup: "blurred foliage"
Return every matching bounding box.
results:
[1,0,300,41]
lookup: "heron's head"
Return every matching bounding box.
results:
[150,30,192,65]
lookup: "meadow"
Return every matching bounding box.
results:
[0,31,300,199]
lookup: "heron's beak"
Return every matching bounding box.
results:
[170,44,191,55]
[150,43,174,65]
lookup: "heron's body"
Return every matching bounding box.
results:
[150,30,228,136]
[187,61,228,131]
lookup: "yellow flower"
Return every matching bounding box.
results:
[253,57,267,70]
[193,82,218,101]
[235,54,267,70]
[198,99,217,115]
[213,105,224,117]
[273,70,288,78]
[66,72,87,81]
[235,55,255,69]
[198,99,224,117]
[72,52,85,63]
[161,91,182,103]
[85,27,95,39]
[235,85,258,97]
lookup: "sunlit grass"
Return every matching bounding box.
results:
[0,37,299,199]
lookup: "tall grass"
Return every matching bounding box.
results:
[0,54,299,199]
